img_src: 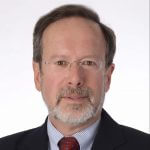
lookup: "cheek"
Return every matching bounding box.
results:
[87,73,105,103]
[40,73,63,107]
[88,72,104,90]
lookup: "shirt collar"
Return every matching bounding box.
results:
[47,118,100,150]
[74,119,100,150]
[47,118,63,149]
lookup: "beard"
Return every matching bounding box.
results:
[47,86,105,126]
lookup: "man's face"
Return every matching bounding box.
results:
[33,17,114,126]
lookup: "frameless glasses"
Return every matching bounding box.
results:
[43,58,104,72]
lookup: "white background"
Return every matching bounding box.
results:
[0,0,149,137]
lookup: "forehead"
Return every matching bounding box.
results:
[42,17,106,58]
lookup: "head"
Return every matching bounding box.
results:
[33,4,116,126]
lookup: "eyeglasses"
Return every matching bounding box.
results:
[43,58,104,72]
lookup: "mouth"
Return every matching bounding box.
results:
[61,96,88,103]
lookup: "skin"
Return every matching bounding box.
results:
[33,17,114,136]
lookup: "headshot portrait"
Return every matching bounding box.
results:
[0,0,149,150]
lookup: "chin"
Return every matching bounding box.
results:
[48,102,100,126]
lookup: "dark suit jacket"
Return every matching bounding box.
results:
[0,109,150,150]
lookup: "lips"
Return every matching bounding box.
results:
[67,96,87,99]
[62,96,88,101]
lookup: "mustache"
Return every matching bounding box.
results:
[56,87,93,102]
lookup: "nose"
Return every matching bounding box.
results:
[67,63,84,87]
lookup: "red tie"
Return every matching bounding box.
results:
[58,137,80,150]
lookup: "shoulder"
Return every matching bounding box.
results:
[119,124,150,149]
[0,127,40,149]
[0,117,48,150]
[119,124,150,140]
[97,109,150,150]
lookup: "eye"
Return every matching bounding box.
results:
[81,60,97,66]
[55,60,68,66]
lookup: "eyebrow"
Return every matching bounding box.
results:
[49,55,68,60]
[48,55,100,60]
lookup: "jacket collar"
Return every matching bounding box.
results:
[17,109,126,150]
[17,118,49,150]
[91,109,126,150]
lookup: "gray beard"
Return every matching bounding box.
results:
[43,85,105,126]
[48,94,105,126]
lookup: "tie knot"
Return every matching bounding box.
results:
[58,137,80,150]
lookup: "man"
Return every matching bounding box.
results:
[0,4,149,150]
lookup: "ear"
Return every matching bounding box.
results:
[104,64,115,92]
[32,61,42,91]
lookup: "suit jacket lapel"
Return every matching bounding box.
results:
[17,110,126,150]
[92,109,126,150]
[17,118,49,150]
